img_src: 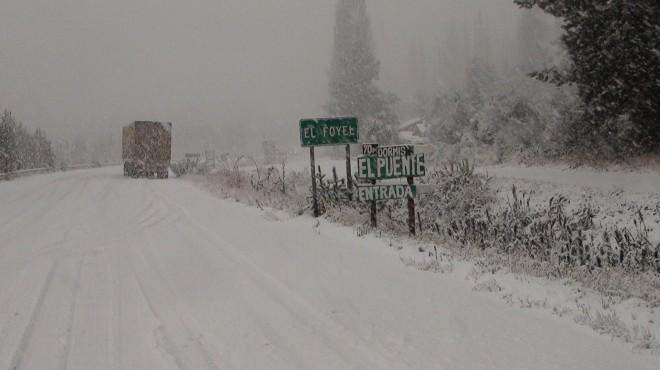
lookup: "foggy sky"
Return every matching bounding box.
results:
[1,0,528,150]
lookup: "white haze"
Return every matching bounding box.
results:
[0,0,557,157]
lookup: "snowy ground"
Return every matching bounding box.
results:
[1,167,659,369]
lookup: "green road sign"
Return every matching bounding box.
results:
[356,153,426,180]
[300,117,359,147]
[357,184,417,202]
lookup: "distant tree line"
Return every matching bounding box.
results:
[0,110,55,173]
[52,131,119,168]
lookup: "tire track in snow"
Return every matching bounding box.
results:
[9,261,57,370]
[155,186,406,369]
[130,265,186,370]
[58,255,86,370]
[0,180,79,247]
[127,184,224,369]
[128,246,220,370]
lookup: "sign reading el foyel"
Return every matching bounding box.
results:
[299,117,359,147]
[357,153,426,180]
[357,184,417,202]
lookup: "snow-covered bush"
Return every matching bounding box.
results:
[428,180,660,277]
[170,160,192,178]
[417,159,494,233]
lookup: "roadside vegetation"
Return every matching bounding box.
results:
[185,156,659,350]
[192,157,660,302]
[0,110,55,174]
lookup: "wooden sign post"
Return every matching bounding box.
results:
[310,147,319,217]
[346,144,353,201]
[370,179,377,227]
[300,117,359,217]
[407,176,416,236]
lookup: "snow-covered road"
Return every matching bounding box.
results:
[0,167,658,370]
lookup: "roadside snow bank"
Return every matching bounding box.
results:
[189,161,660,354]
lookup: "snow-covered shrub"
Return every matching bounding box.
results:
[431,180,660,277]
[170,160,191,178]
[633,326,659,350]
[205,164,308,214]
[417,159,495,239]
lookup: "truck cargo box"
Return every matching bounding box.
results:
[122,121,172,178]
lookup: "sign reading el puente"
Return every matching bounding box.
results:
[356,154,426,180]
[356,143,426,235]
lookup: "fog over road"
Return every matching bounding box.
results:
[0,168,658,370]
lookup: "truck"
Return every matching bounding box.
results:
[122,121,172,178]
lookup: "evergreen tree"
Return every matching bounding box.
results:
[34,129,55,168]
[465,15,497,111]
[326,0,399,143]
[14,122,34,170]
[517,8,549,73]
[0,110,56,172]
[515,0,660,152]
[72,135,88,164]
[408,39,433,115]
[438,21,464,91]
[0,110,17,173]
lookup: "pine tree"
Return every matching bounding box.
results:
[408,39,433,115]
[438,21,464,91]
[517,8,549,73]
[0,110,17,173]
[0,111,56,172]
[465,15,497,111]
[34,128,55,168]
[326,0,399,144]
[515,0,660,153]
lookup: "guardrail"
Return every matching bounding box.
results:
[0,162,120,181]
